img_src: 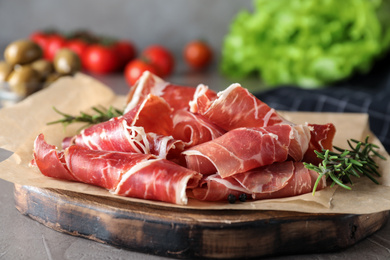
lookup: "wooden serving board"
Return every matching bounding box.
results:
[14,184,389,259]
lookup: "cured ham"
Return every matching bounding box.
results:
[183,125,292,177]
[252,162,321,200]
[190,83,286,131]
[125,71,217,113]
[303,123,336,165]
[63,94,182,159]
[114,158,201,205]
[288,124,311,162]
[234,161,295,193]
[188,84,215,114]
[34,134,76,181]
[77,93,172,143]
[192,161,326,201]
[34,134,202,205]
[191,175,249,201]
[172,109,226,147]
[145,133,184,162]
[32,71,337,205]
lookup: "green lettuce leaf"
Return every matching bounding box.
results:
[220,0,390,88]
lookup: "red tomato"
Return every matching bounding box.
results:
[66,39,88,57]
[30,31,52,56]
[30,31,50,52]
[45,34,67,61]
[124,59,160,87]
[183,40,213,69]
[83,44,120,74]
[66,39,89,69]
[141,45,174,77]
[114,40,136,69]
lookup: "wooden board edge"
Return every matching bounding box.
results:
[13,184,390,259]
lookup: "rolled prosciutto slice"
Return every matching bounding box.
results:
[288,124,311,162]
[63,94,182,159]
[183,124,292,177]
[303,123,336,165]
[172,109,226,147]
[125,71,217,113]
[190,83,286,131]
[192,161,326,202]
[114,158,201,205]
[33,134,202,205]
[191,174,249,201]
[33,134,76,181]
[145,133,185,161]
[252,162,323,200]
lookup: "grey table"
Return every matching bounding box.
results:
[1,73,390,260]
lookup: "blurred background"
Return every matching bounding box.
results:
[0,0,390,150]
[0,0,251,55]
[0,0,252,83]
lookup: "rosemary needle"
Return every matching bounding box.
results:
[47,106,123,130]
[304,136,387,195]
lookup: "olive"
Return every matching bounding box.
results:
[53,48,81,75]
[30,59,54,80]
[7,65,42,96]
[0,61,13,82]
[4,39,43,65]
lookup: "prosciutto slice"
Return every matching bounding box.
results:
[33,134,202,205]
[145,133,185,162]
[303,123,336,165]
[183,124,292,177]
[125,71,217,113]
[191,175,249,201]
[288,124,311,162]
[33,73,337,205]
[77,93,173,142]
[172,109,226,147]
[233,161,295,193]
[192,161,326,201]
[190,83,286,131]
[33,134,76,181]
[253,162,319,200]
[64,94,182,159]
[114,158,201,205]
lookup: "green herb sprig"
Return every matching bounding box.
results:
[47,106,123,130]
[304,136,387,195]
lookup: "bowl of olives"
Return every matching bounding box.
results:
[0,39,81,107]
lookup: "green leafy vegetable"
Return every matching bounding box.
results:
[304,136,387,195]
[220,0,390,88]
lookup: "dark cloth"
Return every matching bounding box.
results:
[255,55,390,153]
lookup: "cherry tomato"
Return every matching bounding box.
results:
[30,31,50,52]
[45,34,67,61]
[30,31,58,59]
[66,39,89,69]
[183,40,213,69]
[66,39,88,57]
[124,59,160,87]
[83,44,120,74]
[141,45,174,77]
[114,40,136,70]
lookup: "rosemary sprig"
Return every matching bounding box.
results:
[304,136,387,195]
[47,106,123,129]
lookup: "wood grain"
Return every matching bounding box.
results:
[14,184,389,259]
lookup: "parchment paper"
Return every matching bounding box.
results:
[0,73,389,214]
